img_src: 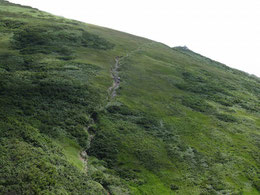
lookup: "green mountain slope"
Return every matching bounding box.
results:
[0,1,259,194]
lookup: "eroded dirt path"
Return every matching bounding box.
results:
[79,42,156,172]
[108,56,120,99]
[107,42,155,100]
[78,42,156,194]
[79,57,121,173]
[79,120,95,173]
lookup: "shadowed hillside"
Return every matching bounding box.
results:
[0,1,259,194]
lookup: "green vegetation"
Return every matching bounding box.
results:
[0,1,259,194]
[12,26,114,55]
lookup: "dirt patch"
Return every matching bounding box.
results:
[108,56,121,99]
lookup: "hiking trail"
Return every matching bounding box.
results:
[79,42,155,172]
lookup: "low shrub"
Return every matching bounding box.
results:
[12,26,114,55]
[181,96,215,113]
[216,113,237,123]
[0,19,25,29]
[0,53,25,71]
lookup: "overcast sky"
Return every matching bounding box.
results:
[9,0,260,77]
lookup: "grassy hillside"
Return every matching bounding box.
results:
[0,1,259,194]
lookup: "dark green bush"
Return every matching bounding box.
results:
[12,26,114,55]
[253,179,260,191]
[0,138,107,194]
[88,129,119,167]
[0,53,25,71]
[106,104,134,115]
[170,184,179,191]
[209,95,235,107]
[216,113,237,122]
[70,125,88,148]
[81,31,114,50]
[182,96,215,113]
[239,101,259,112]
[115,168,138,180]
[0,19,25,29]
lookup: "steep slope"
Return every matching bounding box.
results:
[0,1,260,194]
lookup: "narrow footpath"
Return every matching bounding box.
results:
[79,42,155,171]
[108,56,121,99]
[79,56,122,173]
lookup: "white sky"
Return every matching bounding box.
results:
[9,0,260,77]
